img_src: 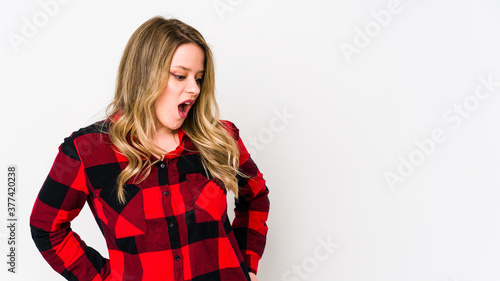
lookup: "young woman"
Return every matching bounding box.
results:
[30,16,270,281]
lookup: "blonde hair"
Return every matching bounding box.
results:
[104,16,247,204]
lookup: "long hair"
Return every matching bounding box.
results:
[104,16,247,204]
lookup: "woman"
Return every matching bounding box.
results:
[30,16,270,281]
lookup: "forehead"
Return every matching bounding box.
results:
[170,43,205,70]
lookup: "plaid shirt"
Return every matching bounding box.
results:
[30,119,270,281]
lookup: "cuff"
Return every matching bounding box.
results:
[245,255,260,275]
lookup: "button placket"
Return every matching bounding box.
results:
[158,159,170,196]
[158,157,183,261]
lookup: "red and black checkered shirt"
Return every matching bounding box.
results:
[30,119,270,281]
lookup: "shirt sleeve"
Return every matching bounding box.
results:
[30,134,111,281]
[223,120,270,275]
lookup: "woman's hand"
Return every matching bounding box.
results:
[249,272,259,281]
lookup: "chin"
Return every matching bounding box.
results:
[170,120,185,130]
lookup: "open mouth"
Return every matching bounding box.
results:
[178,99,195,118]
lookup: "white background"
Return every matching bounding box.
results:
[1,0,500,280]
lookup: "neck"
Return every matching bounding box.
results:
[152,129,179,158]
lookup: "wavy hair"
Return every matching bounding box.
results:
[104,16,248,204]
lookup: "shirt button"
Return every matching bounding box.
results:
[160,163,166,168]
[163,191,169,196]
[169,221,175,228]
[174,255,180,261]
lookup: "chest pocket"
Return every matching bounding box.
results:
[92,184,147,239]
[85,160,148,239]
[186,173,228,223]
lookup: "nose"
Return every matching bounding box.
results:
[185,75,201,96]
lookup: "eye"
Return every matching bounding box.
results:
[170,73,185,80]
[196,77,204,84]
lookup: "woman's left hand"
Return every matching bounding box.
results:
[249,272,259,281]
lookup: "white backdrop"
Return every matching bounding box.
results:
[1,0,500,280]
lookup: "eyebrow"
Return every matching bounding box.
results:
[171,65,204,74]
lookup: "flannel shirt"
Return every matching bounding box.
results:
[29,118,270,281]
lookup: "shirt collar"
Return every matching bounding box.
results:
[161,126,185,159]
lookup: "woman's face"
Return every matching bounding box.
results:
[155,43,205,135]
